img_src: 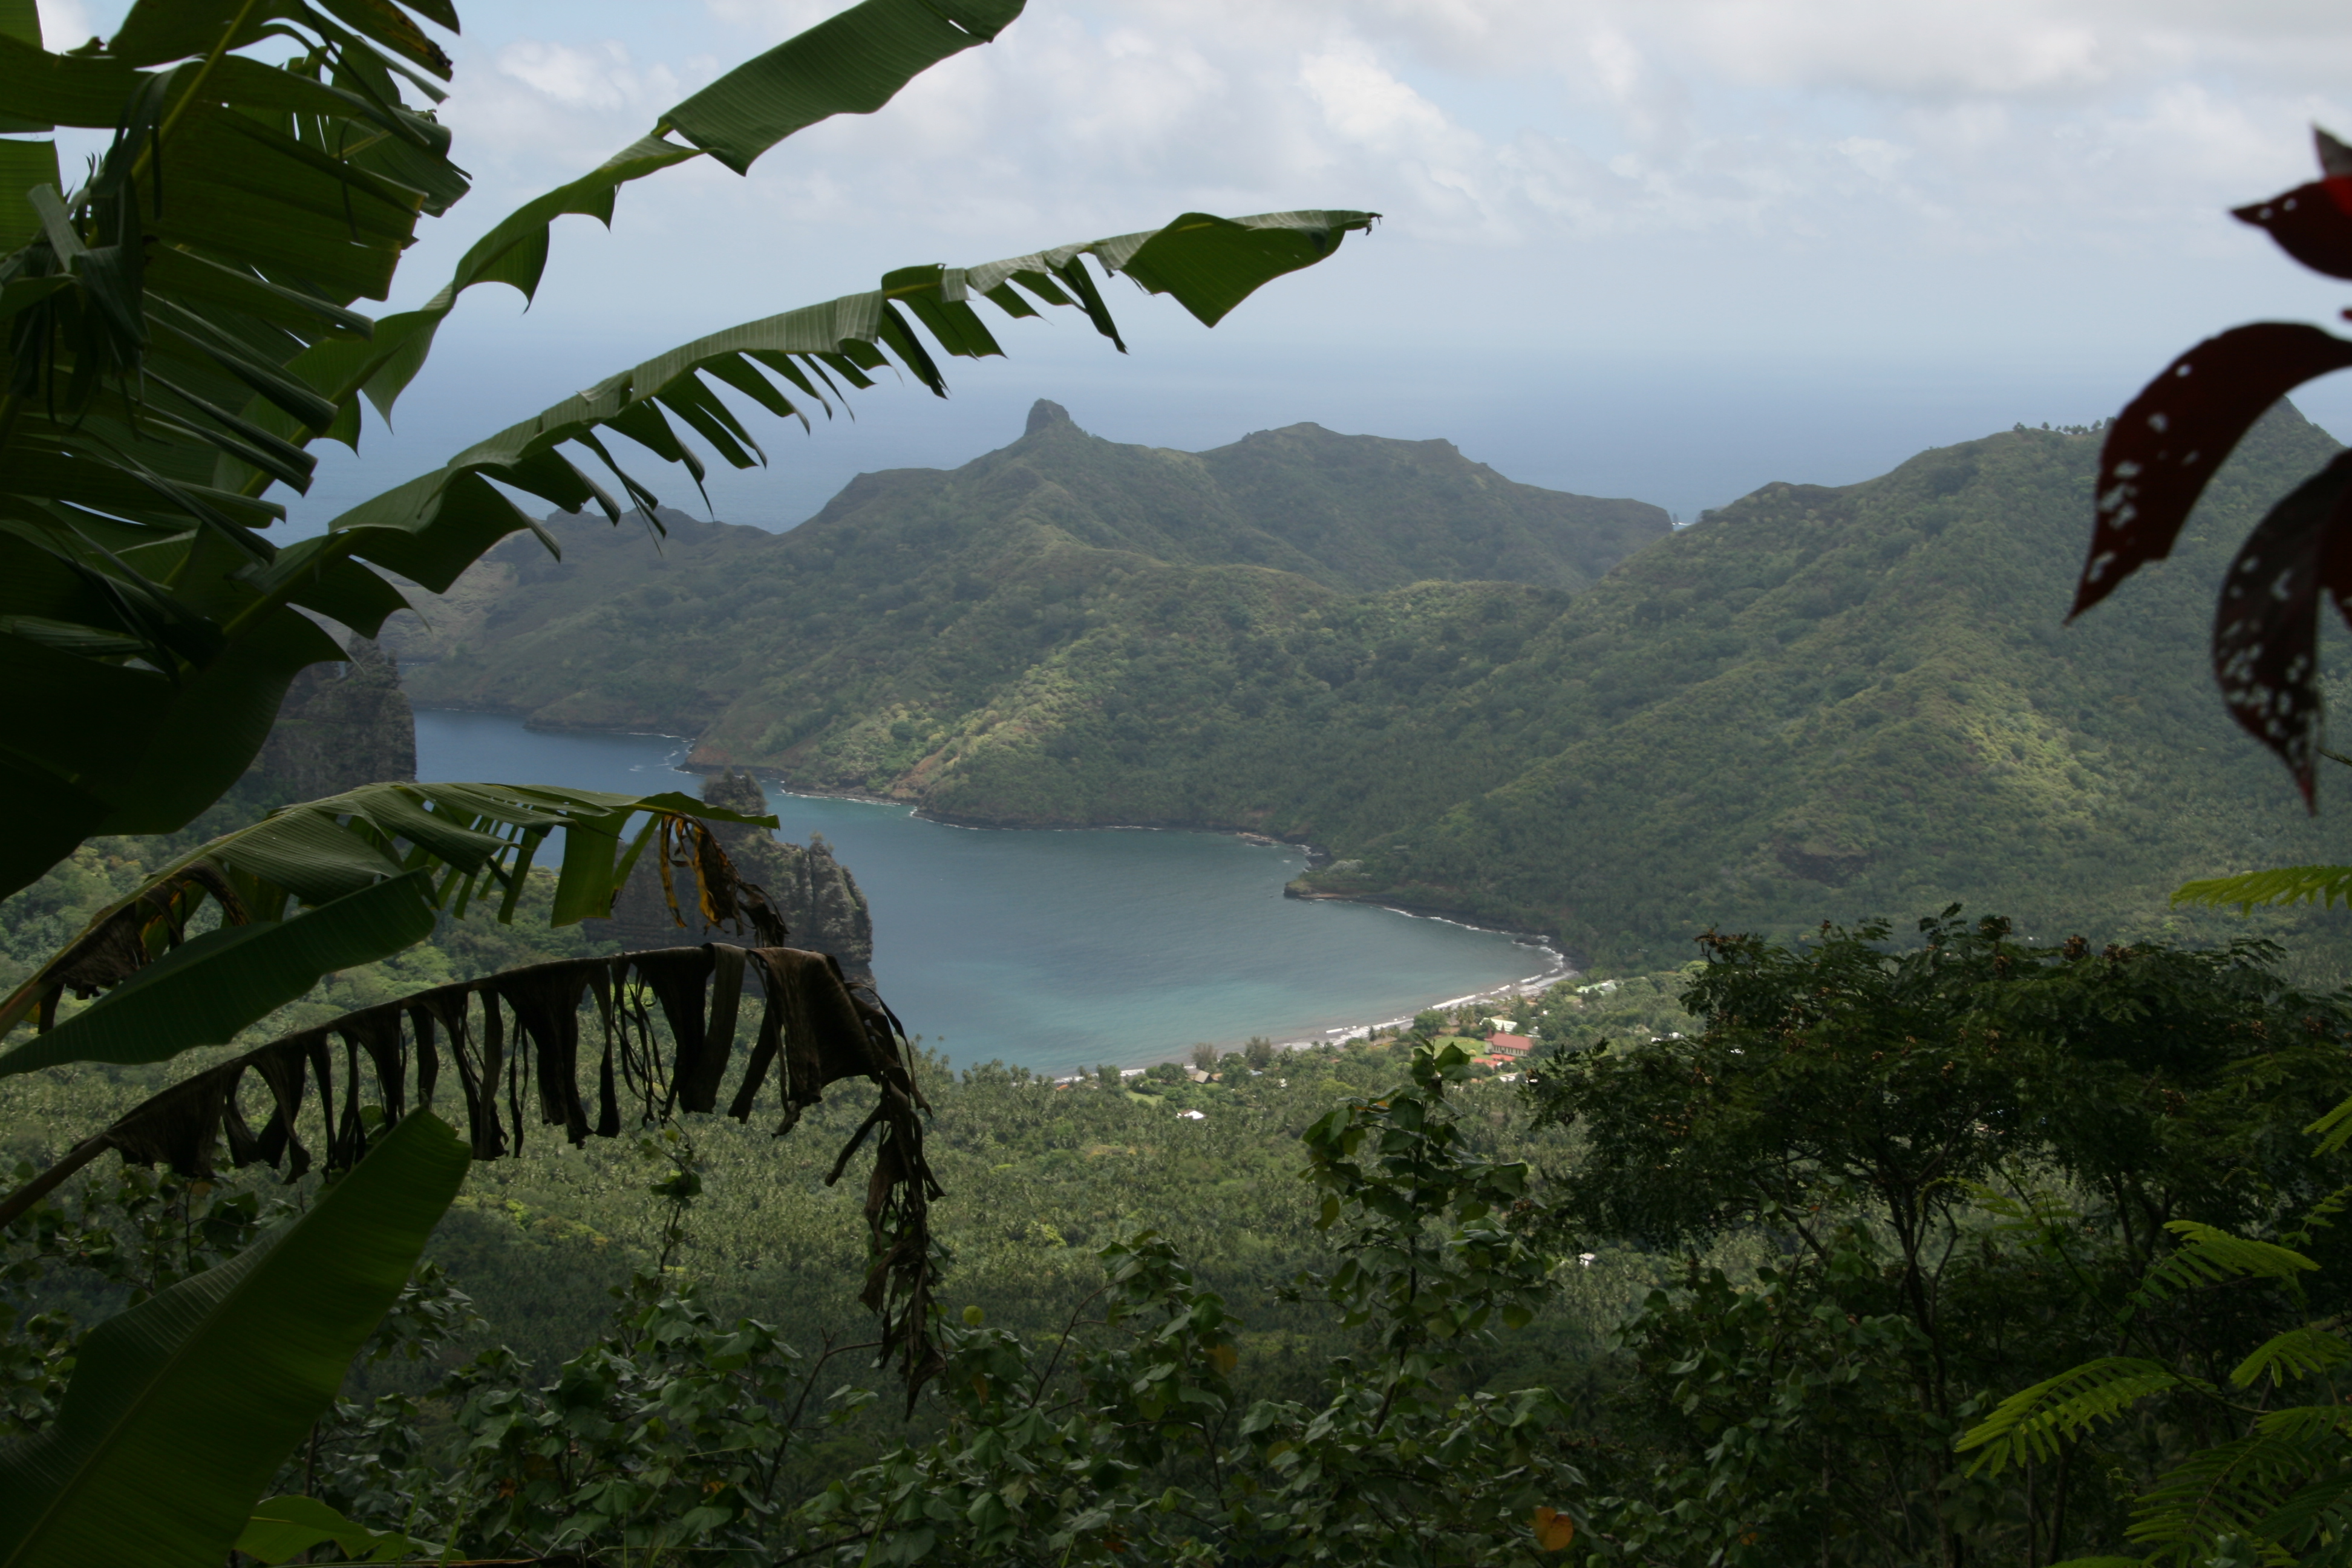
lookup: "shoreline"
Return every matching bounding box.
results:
[1263,927,1575,1056]
[1046,949,1578,1085]
[419,715,1579,1070]
[746,771,1581,1068]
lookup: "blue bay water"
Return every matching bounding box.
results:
[414,711,1562,1077]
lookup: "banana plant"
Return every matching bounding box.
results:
[0,779,786,1067]
[0,0,1373,1558]
[0,1108,473,1568]
[0,0,1375,900]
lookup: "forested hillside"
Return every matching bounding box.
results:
[393,402,2352,970]
[389,401,1662,763]
[1298,406,2352,965]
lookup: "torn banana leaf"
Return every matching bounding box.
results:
[0,781,789,1058]
[0,941,941,1395]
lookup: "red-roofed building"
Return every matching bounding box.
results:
[1485,1033,1534,1057]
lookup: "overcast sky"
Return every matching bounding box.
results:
[39,0,2352,527]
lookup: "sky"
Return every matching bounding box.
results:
[36,0,2352,528]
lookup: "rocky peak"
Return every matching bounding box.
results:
[591,767,875,980]
[1025,399,1075,437]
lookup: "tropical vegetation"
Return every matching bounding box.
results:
[1940,126,2352,1567]
[8,0,2352,1561]
[0,0,1370,1558]
[16,907,2350,1564]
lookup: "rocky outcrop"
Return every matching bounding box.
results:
[591,769,875,981]
[250,636,416,799]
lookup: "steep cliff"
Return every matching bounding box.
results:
[590,769,875,980]
[249,635,416,800]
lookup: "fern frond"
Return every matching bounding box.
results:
[2128,1432,2329,1564]
[1959,1358,2189,1474]
[2250,1469,2352,1554]
[2174,866,2352,913]
[2232,1326,2352,1390]
[2255,1402,2352,1443]
[1968,1181,2086,1236]
[2310,1099,2352,1158]
[2285,1183,2352,1244]
[2130,1223,2318,1314]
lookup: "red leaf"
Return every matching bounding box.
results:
[2212,449,2352,807]
[2233,181,2352,281]
[2076,323,2352,618]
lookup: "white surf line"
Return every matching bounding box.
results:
[1288,943,1579,1048]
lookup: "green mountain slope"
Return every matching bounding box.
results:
[391,401,2352,970]
[391,402,1664,762]
[1290,407,2352,963]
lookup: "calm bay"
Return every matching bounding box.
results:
[415,711,1562,1077]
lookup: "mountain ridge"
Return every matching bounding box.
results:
[390,402,1665,748]
[387,400,2352,970]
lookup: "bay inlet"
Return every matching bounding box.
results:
[415,711,1562,1078]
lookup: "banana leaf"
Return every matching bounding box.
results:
[0,780,789,1056]
[0,868,437,1077]
[0,198,1373,901]
[0,1106,471,1568]
[0,940,941,1393]
[308,0,1031,430]
[0,0,1047,898]
[0,0,1373,903]
[298,208,1377,592]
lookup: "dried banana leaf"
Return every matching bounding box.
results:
[0,941,941,1393]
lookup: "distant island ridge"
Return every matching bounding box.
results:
[385,397,2352,975]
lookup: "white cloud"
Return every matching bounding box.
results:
[1300,44,1452,149]
[306,0,2352,380]
[1662,1,2115,100]
[494,40,679,115]
[1834,137,1910,182]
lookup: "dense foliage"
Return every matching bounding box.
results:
[1931,127,2352,1568]
[8,0,2352,1556]
[12,908,2345,1563]
[1531,910,2352,1565]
